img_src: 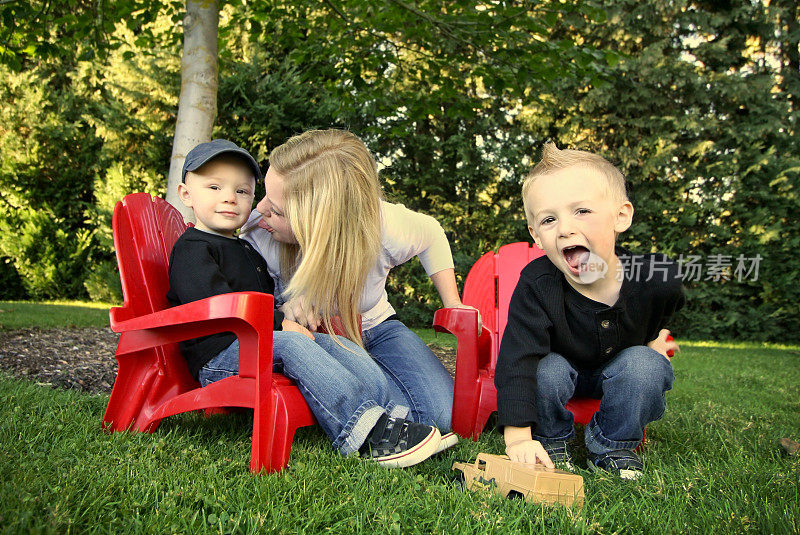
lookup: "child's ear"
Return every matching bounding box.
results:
[614,201,634,233]
[528,225,543,249]
[177,183,193,208]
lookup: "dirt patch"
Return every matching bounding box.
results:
[0,328,120,394]
[0,327,456,395]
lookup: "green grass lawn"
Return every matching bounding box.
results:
[1,303,799,533]
[0,300,112,330]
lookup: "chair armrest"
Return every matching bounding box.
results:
[111,291,273,337]
[435,307,496,438]
[433,307,481,384]
[433,307,480,343]
[112,292,274,378]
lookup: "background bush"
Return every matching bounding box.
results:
[0,0,796,342]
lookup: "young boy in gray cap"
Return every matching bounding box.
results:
[167,139,442,468]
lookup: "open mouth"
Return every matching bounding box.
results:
[562,245,590,274]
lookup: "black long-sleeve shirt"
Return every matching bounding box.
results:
[495,247,684,429]
[166,227,284,379]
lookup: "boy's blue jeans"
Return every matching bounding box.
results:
[532,346,675,454]
[198,331,409,457]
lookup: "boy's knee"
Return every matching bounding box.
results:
[536,352,577,398]
[606,346,674,393]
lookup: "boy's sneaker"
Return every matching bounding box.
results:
[360,414,441,468]
[433,431,459,455]
[588,449,643,480]
[542,441,575,471]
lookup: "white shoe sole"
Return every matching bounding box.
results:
[618,469,643,480]
[433,431,459,455]
[556,460,576,472]
[376,428,441,469]
[587,460,643,480]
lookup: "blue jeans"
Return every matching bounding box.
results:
[533,346,675,454]
[198,331,409,456]
[362,319,454,431]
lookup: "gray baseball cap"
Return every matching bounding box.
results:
[181,139,263,182]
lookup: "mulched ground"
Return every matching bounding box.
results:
[0,327,456,395]
[0,328,119,394]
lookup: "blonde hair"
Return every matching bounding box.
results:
[522,143,628,224]
[269,129,382,346]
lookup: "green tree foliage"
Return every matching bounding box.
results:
[0,0,797,341]
[216,1,617,320]
[541,0,800,341]
[0,61,100,298]
[0,9,178,300]
[0,0,177,70]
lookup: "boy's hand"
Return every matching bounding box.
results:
[506,439,554,468]
[648,328,679,360]
[281,297,320,332]
[503,425,554,468]
[281,318,315,340]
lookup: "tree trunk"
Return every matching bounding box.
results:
[165,0,219,221]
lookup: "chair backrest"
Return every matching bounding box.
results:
[462,242,546,368]
[110,193,195,384]
[111,193,187,323]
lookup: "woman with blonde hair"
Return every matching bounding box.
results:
[242,129,476,445]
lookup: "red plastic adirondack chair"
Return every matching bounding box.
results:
[102,193,315,473]
[434,242,604,440]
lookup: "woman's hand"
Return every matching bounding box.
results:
[648,328,679,360]
[281,318,315,340]
[449,303,483,332]
[429,269,483,331]
[431,269,483,335]
[281,297,321,332]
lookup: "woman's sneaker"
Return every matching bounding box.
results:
[433,431,459,455]
[360,415,441,468]
[588,449,643,480]
[542,440,575,471]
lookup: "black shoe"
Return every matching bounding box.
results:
[360,414,441,468]
[542,441,575,471]
[588,449,643,480]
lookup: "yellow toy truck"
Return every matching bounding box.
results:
[453,453,584,508]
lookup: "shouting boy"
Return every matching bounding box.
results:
[496,143,684,480]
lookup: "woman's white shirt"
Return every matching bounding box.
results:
[240,201,455,330]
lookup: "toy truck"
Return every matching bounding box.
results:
[452,453,584,508]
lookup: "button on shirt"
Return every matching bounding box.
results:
[494,246,685,429]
